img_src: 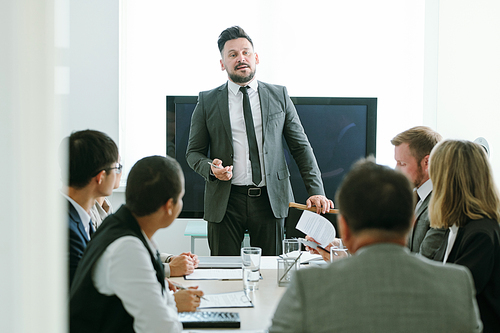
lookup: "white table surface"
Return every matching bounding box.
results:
[172,256,300,331]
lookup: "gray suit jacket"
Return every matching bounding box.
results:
[407,192,447,259]
[186,81,325,222]
[269,243,482,333]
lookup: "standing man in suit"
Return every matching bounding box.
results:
[269,159,482,333]
[391,126,446,259]
[186,26,333,256]
[61,130,120,286]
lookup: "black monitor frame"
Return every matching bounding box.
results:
[167,95,377,218]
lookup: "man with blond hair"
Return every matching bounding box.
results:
[391,126,446,259]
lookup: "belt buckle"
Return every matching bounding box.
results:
[247,188,261,197]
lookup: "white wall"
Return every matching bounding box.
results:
[64,0,119,142]
[434,0,500,180]
[1,0,66,332]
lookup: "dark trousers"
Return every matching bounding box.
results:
[208,186,284,256]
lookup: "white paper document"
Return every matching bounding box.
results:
[299,251,324,264]
[184,269,242,280]
[295,210,336,247]
[198,290,253,309]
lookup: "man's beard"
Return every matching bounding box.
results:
[414,164,425,188]
[229,68,256,84]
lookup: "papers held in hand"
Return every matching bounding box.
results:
[298,238,329,253]
[295,210,336,248]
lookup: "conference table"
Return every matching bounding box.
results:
[171,255,319,331]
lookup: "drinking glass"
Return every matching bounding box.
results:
[277,257,298,287]
[330,239,349,262]
[282,239,300,257]
[241,247,262,291]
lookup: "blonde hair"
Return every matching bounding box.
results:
[391,126,442,162]
[429,140,500,228]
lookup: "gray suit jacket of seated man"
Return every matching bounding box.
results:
[269,243,482,333]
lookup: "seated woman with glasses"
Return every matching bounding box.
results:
[429,139,500,333]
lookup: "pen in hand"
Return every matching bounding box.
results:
[208,161,231,173]
[171,282,208,301]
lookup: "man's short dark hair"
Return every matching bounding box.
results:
[335,158,414,235]
[66,130,119,189]
[126,155,184,217]
[218,26,253,53]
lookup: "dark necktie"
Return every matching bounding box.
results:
[89,220,95,238]
[240,86,262,186]
[414,191,420,211]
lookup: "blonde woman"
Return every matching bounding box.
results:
[429,139,500,333]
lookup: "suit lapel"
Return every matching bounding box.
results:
[408,193,431,248]
[217,83,233,146]
[68,201,90,242]
[257,81,270,137]
[415,193,431,219]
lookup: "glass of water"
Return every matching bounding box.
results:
[330,239,349,262]
[282,239,300,257]
[241,247,262,291]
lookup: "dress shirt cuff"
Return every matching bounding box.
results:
[163,263,171,278]
[160,253,174,263]
[159,253,174,278]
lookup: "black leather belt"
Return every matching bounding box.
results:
[231,185,265,197]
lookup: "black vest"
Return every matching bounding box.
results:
[70,205,165,333]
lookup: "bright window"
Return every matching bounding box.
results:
[119,0,425,178]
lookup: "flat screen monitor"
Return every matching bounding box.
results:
[167,96,377,218]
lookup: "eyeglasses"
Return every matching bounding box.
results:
[92,163,123,177]
[105,163,123,174]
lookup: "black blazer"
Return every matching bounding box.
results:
[434,218,500,333]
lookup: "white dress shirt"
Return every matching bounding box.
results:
[89,198,175,278]
[227,79,265,187]
[63,193,92,239]
[92,232,182,333]
[89,197,112,229]
[415,179,433,212]
[443,224,459,264]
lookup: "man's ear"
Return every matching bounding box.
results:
[95,170,105,185]
[220,59,226,71]
[255,53,259,65]
[338,215,350,243]
[421,154,430,172]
